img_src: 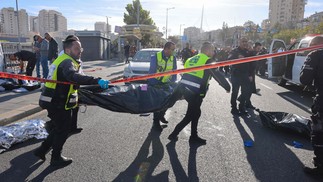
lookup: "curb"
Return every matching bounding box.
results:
[0,104,43,126]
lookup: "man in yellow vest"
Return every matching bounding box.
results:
[148,41,177,131]
[168,42,231,144]
[34,35,110,167]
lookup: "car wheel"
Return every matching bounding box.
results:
[277,77,287,86]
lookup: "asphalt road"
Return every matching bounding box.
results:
[0,73,321,182]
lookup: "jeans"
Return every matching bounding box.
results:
[40,55,49,78]
[36,56,41,78]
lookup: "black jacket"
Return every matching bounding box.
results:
[48,38,58,60]
[300,49,323,94]
[228,47,253,77]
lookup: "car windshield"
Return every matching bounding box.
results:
[132,50,159,62]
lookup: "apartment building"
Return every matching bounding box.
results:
[0,7,29,37]
[269,0,307,28]
[38,9,67,35]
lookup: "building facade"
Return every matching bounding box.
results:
[94,22,107,33]
[0,7,29,37]
[38,9,67,35]
[269,0,307,28]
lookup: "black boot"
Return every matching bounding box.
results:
[189,135,206,145]
[160,117,168,124]
[168,133,178,141]
[33,145,51,161]
[304,166,323,176]
[50,155,73,167]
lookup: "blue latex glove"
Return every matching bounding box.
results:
[98,79,110,89]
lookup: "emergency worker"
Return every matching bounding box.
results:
[300,36,323,176]
[229,37,253,115]
[34,35,110,167]
[168,42,231,144]
[148,41,177,131]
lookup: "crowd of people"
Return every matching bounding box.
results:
[9,32,58,79]
[10,33,321,177]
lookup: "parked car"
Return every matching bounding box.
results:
[123,48,162,79]
[267,34,323,86]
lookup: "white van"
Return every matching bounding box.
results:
[0,43,4,72]
[267,34,323,86]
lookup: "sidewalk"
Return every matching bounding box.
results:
[0,58,126,126]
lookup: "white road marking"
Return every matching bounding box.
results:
[259,83,273,90]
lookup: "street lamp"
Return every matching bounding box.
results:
[106,16,111,34]
[180,24,185,50]
[15,0,21,50]
[165,7,175,40]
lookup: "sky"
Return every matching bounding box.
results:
[1,0,323,36]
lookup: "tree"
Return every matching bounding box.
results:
[124,0,154,25]
[123,0,156,47]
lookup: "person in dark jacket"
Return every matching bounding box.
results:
[45,32,58,64]
[9,50,36,76]
[300,36,323,176]
[229,37,253,115]
[34,35,110,167]
[168,42,231,145]
[181,43,193,64]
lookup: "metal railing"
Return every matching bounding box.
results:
[0,42,33,74]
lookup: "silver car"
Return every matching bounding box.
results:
[123,48,162,78]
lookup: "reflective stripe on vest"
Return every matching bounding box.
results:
[39,53,79,110]
[181,79,200,88]
[182,53,211,93]
[156,51,174,83]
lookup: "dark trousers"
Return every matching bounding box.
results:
[231,75,251,110]
[40,108,72,158]
[245,74,256,106]
[71,106,79,130]
[153,109,166,124]
[26,57,37,76]
[311,96,323,167]
[171,88,203,137]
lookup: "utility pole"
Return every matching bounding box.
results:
[15,0,21,50]
[165,7,175,40]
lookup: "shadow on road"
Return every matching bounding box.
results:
[166,140,204,181]
[112,128,168,181]
[0,149,43,181]
[232,111,315,181]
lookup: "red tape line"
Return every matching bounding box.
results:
[1,44,323,85]
[111,44,323,84]
[0,72,72,85]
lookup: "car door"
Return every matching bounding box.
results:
[267,39,287,78]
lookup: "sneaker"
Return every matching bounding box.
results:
[168,134,178,141]
[304,166,323,176]
[160,117,168,124]
[231,108,240,115]
[50,155,73,167]
[189,136,206,145]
